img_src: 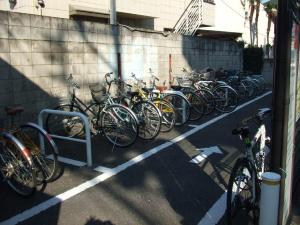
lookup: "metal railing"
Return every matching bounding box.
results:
[173,0,203,36]
[38,109,92,167]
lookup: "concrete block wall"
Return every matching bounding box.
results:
[0,11,241,122]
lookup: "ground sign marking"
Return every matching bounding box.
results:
[1,91,272,225]
[190,146,223,164]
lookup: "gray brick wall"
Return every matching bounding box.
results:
[0,10,242,123]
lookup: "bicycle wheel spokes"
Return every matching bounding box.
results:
[0,139,36,196]
[227,159,258,225]
[132,101,161,140]
[153,99,176,132]
[182,90,204,121]
[45,105,84,138]
[15,125,59,183]
[214,86,238,113]
[101,105,138,147]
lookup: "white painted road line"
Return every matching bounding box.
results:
[93,166,114,173]
[198,192,227,225]
[0,91,272,225]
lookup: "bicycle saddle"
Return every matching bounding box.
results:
[5,106,24,116]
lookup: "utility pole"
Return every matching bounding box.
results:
[110,0,117,25]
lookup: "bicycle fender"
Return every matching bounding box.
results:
[20,122,59,155]
[101,104,140,126]
[1,132,34,166]
[217,85,239,96]
[163,92,192,107]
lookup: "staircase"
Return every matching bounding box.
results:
[173,0,203,36]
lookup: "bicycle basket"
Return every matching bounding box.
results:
[175,76,192,87]
[89,83,107,103]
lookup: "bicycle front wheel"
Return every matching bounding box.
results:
[15,124,59,183]
[132,101,161,140]
[213,86,239,113]
[100,104,138,147]
[181,90,205,121]
[152,99,176,132]
[195,89,215,115]
[0,133,36,196]
[227,158,259,225]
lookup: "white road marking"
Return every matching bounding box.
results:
[0,91,272,225]
[190,146,223,164]
[189,125,199,128]
[198,192,227,225]
[93,166,114,173]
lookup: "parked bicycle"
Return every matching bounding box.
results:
[0,106,59,196]
[46,74,139,148]
[226,108,271,225]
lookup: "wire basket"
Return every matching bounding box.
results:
[89,83,107,103]
[175,76,193,87]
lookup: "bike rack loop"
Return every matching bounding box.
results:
[38,109,92,167]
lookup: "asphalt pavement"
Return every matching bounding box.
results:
[0,91,272,225]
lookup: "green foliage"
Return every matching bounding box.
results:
[243,46,264,73]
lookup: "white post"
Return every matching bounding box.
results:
[259,172,281,225]
[110,0,117,25]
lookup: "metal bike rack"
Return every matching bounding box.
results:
[163,90,189,124]
[38,109,92,167]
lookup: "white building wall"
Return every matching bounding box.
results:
[201,0,275,47]
[0,0,274,47]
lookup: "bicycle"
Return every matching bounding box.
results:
[46,74,139,148]
[147,69,192,126]
[226,108,271,225]
[105,73,162,140]
[0,130,36,196]
[4,106,59,183]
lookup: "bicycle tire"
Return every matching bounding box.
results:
[181,89,204,121]
[163,94,190,126]
[227,158,260,225]
[195,89,215,115]
[213,86,239,113]
[15,123,59,183]
[0,132,36,196]
[100,104,138,147]
[152,98,176,132]
[45,104,85,138]
[131,100,161,140]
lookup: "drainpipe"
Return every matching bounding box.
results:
[110,0,117,25]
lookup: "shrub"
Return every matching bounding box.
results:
[243,46,264,74]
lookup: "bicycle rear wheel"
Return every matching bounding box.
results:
[152,99,176,132]
[45,104,84,138]
[181,90,204,121]
[132,100,161,140]
[100,104,138,147]
[195,89,215,115]
[15,124,59,183]
[227,158,259,225]
[213,86,238,113]
[0,133,36,196]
